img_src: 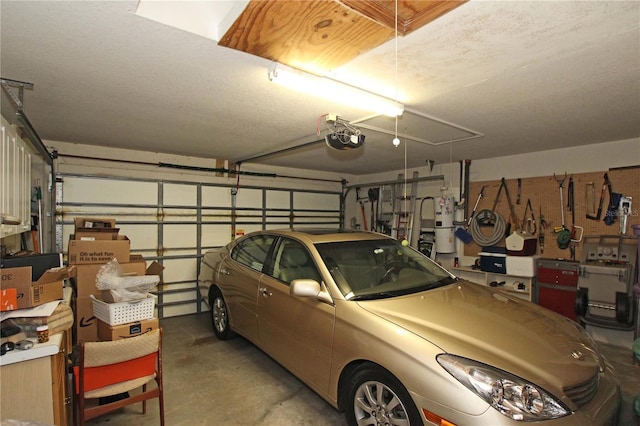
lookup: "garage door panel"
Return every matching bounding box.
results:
[202,186,232,207]
[266,190,290,208]
[163,224,197,248]
[164,183,197,205]
[162,289,198,304]
[294,192,339,209]
[236,188,263,208]
[201,224,231,247]
[120,224,158,251]
[63,177,157,204]
[162,258,198,283]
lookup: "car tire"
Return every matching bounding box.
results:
[615,292,630,324]
[575,287,588,317]
[210,287,235,340]
[345,364,422,426]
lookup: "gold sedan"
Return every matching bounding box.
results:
[198,229,620,426]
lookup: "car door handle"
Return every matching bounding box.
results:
[259,287,272,297]
[220,268,230,276]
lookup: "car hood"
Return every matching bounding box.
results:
[358,281,601,393]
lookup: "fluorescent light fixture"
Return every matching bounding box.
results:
[268,63,404,117]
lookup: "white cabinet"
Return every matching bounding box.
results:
[1,115,32,238]
[452,266,534,301]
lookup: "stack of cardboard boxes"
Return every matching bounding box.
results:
[1,253,72,348]
[69,218,160,342]
[1,265,68,312]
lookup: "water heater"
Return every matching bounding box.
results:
[435,196,456,253]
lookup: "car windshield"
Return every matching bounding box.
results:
[315,238,456,300]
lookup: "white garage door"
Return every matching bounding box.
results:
[56,173,342,318]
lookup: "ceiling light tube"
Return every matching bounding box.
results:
[268,63,404,117]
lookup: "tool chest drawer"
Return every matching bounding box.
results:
[536,259,580,287]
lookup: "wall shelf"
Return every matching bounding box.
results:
[1,115,32,239]
[452,266,534,301]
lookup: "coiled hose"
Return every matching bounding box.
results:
[469,209,506,247]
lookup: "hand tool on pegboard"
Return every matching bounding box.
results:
[586,173,610,221]
[554,173,572,249]
[603,174,622,226]
[521,199,537,235]
[568,177,578,260]
[477,178,520,233]
[538,206,548,254]
[585,181,596,217]
[554,173,582,250]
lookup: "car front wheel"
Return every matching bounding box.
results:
[210,287,234,340]
[346,364,422,426]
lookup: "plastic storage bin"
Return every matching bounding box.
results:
[90,294,156,326]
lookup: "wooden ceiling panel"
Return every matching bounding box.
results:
[219,0,394,73]
[219,0,466,73]
[341,0,467,35]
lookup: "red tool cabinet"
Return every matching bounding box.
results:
[535,259,580,321]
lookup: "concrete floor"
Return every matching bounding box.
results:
[86,313,639,426]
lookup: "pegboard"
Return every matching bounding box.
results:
[464,167,640,260]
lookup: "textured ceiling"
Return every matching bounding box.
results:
[1,1,639,176]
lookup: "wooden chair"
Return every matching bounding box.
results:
[74,328,164,425]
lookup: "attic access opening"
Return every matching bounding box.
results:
[351,108,484,147]
[219,0,467,73]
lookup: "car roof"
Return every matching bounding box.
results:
[263,228,394,244]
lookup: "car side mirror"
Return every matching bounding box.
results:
[290,279,332,304]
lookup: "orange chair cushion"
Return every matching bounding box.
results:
[75,353,157,394]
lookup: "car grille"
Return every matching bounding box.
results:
[563,374,600,407]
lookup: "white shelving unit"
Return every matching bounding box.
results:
[452,266,534,301]
[1,115,32,238]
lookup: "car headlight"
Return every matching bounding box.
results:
[437,354,571,421]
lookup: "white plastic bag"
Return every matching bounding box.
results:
[95,259,160,302]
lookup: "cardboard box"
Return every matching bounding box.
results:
[74,217,116,230]
[75,228,120,241]
[1,253,62,281]
[74,295,99,343]
[146,261,164,283]
[1,266,67,310]
[67,236,130,265]
[0,288,18,311]
[97,317,159,341]
[73,255,147,298]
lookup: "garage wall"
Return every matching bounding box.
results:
[48,141,349,318]
[346,137,640,264]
